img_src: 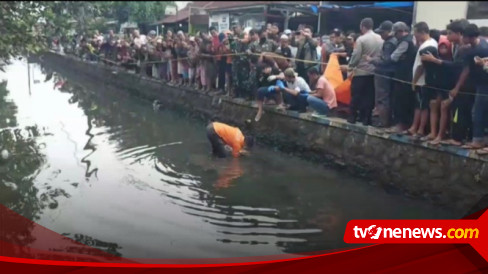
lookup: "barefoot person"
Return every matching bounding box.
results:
[449,24,488,150]
[408,22,438,138]
[420,19,469,146]
[254,62,285,121]
[206,122,254,158]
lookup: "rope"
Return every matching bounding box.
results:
[90,51,330,67]
[74,48,483,98]
[350,67,480,98]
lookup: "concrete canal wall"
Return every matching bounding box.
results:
[42,52,488,212]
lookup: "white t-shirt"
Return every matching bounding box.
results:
[286,76,311,92]
[290,46,297,58]
[316,46,322,62]
[413,38,438,86]
[134,35,148,48]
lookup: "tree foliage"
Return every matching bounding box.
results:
[0,2,80,68]
[0,2,52,66]
[0,1,175,68]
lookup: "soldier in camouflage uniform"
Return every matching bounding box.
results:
[230,26,252,99]
[246,28,278,100]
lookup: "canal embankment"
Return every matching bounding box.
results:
[41,52,488,212]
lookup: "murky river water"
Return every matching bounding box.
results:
[0,61,456,259]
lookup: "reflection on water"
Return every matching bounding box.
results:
[0,61,456,259]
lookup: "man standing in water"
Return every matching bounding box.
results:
[206,122,254,158]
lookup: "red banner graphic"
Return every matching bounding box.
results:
[0,203,487,272]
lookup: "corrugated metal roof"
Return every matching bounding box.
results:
[152,1,319,24]
[204,1,319,11]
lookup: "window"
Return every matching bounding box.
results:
[467,1,488,20]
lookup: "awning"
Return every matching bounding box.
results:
[314,1,413,12]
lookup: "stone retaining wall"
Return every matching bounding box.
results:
[42,52,488,212]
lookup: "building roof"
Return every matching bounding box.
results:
[204,1,320,11]
[152,1,320,25]
[319,1,413,10]
[153,2,213,25]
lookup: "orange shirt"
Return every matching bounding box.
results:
[212,122,245,157]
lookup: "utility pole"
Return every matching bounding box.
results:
[280,9,290,30]
[189,6,192,34]
[317,1,322,35]
[27,61,31,96]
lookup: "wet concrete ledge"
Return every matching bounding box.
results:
[42,52,488,212]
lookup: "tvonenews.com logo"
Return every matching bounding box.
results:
[344,216,487,261]
[353,225,479,240]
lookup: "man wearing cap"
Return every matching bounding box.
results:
[347,18,383,125]
[280,68,311,112]
[327,29,347,63]
[384,21,418,134]
[252,27,277,55]
[269,23,281,43]
[366,20,398,127]
[148,30,157,41]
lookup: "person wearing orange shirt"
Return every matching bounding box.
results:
[206,122,254,158]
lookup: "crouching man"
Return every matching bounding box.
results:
[280,68,311,113]
[206,122,254,158]
[306,67,337,117]
[255,62,285,122]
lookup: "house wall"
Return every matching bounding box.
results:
[209,13,230,32]
[413,1,468,30]
[470,19,488,28]
[414,1,488,30]
[210,8,267,30]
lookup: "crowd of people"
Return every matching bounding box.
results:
[62,18,488,153]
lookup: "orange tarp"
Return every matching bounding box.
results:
[324,54,351,105]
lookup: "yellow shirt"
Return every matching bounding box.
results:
[87,44,95,53]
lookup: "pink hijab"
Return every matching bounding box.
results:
[438,35,452,61]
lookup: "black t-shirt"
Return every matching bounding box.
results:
[334,44,348,65]
[278,46,292,60]
[257,66,281,87]
[169,45,177,58]
[464,39,488,85]
[176,46,188,58]
[419,46,439,86]
[100,43,111,54]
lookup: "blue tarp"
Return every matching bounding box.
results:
[373,2,414,8]
[314,1,413,11]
